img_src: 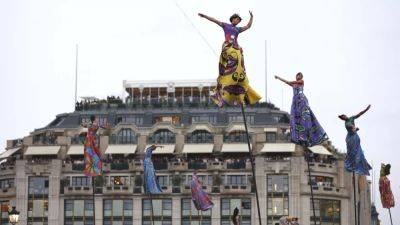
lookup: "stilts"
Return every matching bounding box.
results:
[306,152,317,225]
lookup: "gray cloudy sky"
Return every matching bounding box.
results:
[1,0,399,223]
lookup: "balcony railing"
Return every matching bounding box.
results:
[188,162,207,170]
[110,162,129,170]
[33,136,58,145]
[154,162,168,170]
[226,161,246,169]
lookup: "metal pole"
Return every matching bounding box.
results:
[92,177,96,225]
[74,44,79,105]
[144,176,155,225]
[306,153,317,225]
[389,208,393,225]
[264,40,268,102]
[352,172,357,225]
[240,104,262,225]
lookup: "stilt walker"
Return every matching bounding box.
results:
[199,11,263,225]
[338,105,372,225]
[190,173,213,224]
[275,73,328,225]
[144,145,164,225]
[379,163,395,225]
[83,115,104,225]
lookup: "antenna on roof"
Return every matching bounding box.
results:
[264,40,268,102]
[74,44,79,105]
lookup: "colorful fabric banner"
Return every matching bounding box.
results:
[379,164,395,209]
[190,173,214,211]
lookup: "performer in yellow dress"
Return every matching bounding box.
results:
[199,11,261,106]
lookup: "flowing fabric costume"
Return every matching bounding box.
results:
[144,146,162,194]
[279,217,299,225]
[379,164,395,208]
[190,173,214,211]
[290,84,327,147]
[343,117,372,175]
[84,123,102,176]
[212,22,261,107]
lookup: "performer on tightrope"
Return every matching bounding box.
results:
[190,173,214,211]
[275,73,328,147]
[144,145,163,194]
[338,105,372,175]
[198,11,261,107]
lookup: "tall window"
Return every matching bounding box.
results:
[110,129,137,144]
[148,129,175,144]
[0,201,10,225]
[181,198,211,225]
[71,176,91,187]
[267,175,289,225]
[191,115,217,124]
[116,115,143,125]
[142,199,172,225]
[226,175,247,186]
[228,115,254,124]
[28,177,49,225]
[103,199,133,225]
[64,199,93,225]
[0,178,14,189]
[186,130,213,143]
[310,199,341,225]
[223,131,250,143]
[221,198,251,225]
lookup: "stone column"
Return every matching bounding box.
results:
[48,160,62,225]
[95,195,103,225]
[133,197,142,225]
[254,157,267,225]
[211,195,220,225]
[289,156,302,218]
[172,196,181,225]
[337,158,345,188]
[15,160,28,225]
[175,134,185,154]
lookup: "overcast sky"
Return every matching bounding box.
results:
[1,0,399,223]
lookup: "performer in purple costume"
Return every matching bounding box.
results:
[275,73,328,147]
[190,173,214,211]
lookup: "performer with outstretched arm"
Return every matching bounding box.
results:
[198,11,261,107]
[275,73,328,147]
[144,145,164,194]
[338,105,372,175]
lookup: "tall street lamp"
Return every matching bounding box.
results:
[8,206,20,225]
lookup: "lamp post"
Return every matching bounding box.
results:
[8,206,20,225]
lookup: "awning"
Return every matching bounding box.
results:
[264,127,278,132]
[309,145,332,155]
[0,147,21,159]
[105,145,137,154]
[221,143,251,153]
[25,146,61,155]
[145,145,175,154]
[260,143,296,153]
[182,144,214,154]
[187,124,212,134]
[67,145,84,155]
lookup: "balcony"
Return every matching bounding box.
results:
[188,161,207,170]
[169,162,187,171]
[224,161,251,170]
[110,162,129,171]
[0,163,15,176]
[208,162,223,170]
[63,186,93,195]
[103,185,133,195]
[308,162,337,174]
[301,184,349,198]
[222,185,251,194]
[154,162,169,170]
[0,186,16,197]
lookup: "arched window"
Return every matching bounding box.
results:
[223,131,250,143]
[110,129,137,144]
[186,130,213,143]
[149,129,175,144]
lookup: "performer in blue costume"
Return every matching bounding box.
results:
[144,145,163,194]
[339,105,372,175]
[275,73,328,147]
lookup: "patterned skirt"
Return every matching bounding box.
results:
[211,42,261,107]
[344,132,372,175]
[290,93,327,147]
[84,146,102,176]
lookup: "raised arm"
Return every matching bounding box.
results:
[240,11,253,33]
[353,104,371,119]
[198,13,223,27]
[275,75,298,87]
